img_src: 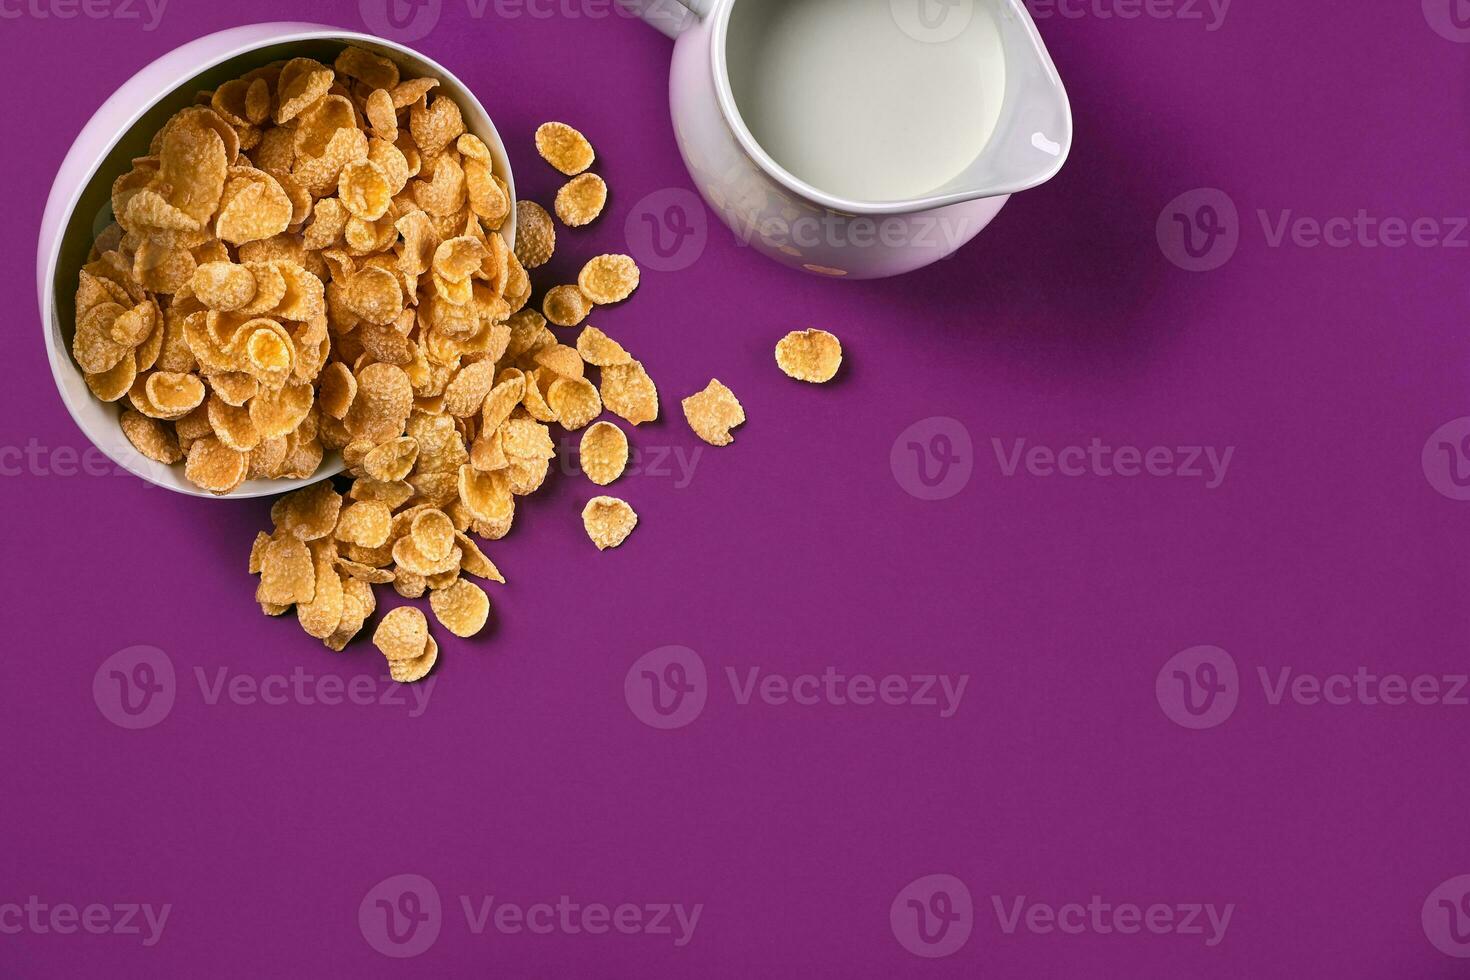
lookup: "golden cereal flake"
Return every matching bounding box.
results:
[579,421,628,486]
[429,579,490,637]
[581,496,638,551]
[574,325,631,367]
[555,173,607,227]
[775,328,843,383]
[183,435,248,493]
[681,378,745,447]
[120,409,182,464]
[599,360,659,426]
[513,201,556,268]
[373,605,430,662]
[389,634,438,683]
[542,284,593,327]
[534,121,595,175]
[576,254,639,305]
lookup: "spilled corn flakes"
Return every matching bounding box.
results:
[74,51,788,682]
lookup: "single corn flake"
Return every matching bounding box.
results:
[411,94,465,158]
[249,531,271,574]
[390,77,439,110]
[465,160,509,226]
[513,201,556,268]
[429,579,490,637]
[191,262,256,311]
[363,436,419,482]
[389,634,438,683]
[458,465,514,524]
[432,236,487,283]
[532,343,584,381]
[775,328,843,383]
[184,436,248,493]
[336,499,393,548]
[338,159,393,221]
[270,480,343,541]
[455,531,504,583]
[215,175,293,245]
[120,409,182,464]
[534,121,594,175]
[335,45,399,91]
[575,325,631,367]
[351,476,415,509]
[547,377,601,430]
[393,569,427,599]
[442,360,496,417]
[373,605,429,662]
[579,421,628,486]
[411,509,456,563]
[543,284,593,327]
[85,356,137,403]
[581,496,637,551]
[145,371,206,418]
[325,575,378,650]
[600,360,659,426]
[457,133,492,162]
[577,254,639,305]
[681,378,745,447]
[275,58,334,124]
[297,547,345,639]
[364,88,398,142]
[392,533,461,577]
[318,362,357,419]
[555,173,607,227]
[258,533,315,605]
[342,266,404,325]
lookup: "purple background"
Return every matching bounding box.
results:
[6,0,1470,976]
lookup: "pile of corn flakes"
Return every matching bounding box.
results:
[71,47,846,681]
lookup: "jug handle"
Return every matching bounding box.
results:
[616,0,708,38]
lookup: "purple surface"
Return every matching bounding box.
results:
[6,0,1470,976]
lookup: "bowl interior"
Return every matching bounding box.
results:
[48,32,516,498]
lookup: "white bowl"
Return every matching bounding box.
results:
[36,23,517,498]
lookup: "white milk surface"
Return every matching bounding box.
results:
[725,0,1007,202]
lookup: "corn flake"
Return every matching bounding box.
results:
[555,173,607,227]
[258,533,315,605]
[411,509,456,563]
[577,254,639,305]
[373,605,429,661]
[271,480,343,541]
[339,159,392,221]
[681,378,745,447]
[574,325,631,367]
[455,531,504,583]
[581,496,637,550]
[297,545,345,639]
[543,284,592,327]
[389,634,438,682]
[600,360,659,426]
[513,201,555,268]
[579,421,628,486]
[775,328,843,383]
[547,377,601,430]
[120,409,182,463]
[534,121,595,175]
[336,499,393,548]
[429,579,489,637]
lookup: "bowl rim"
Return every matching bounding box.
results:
[38,23,517,499]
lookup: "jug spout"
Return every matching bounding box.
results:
[947,0,1073,202]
